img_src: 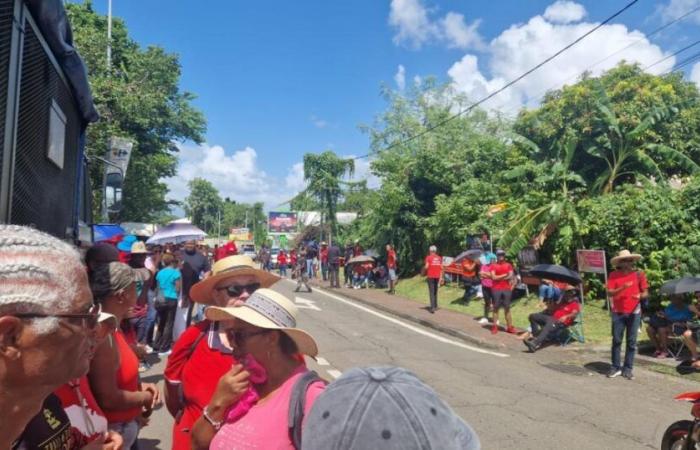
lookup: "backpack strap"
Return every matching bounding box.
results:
[288,370,326,449]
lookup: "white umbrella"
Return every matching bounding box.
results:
[146,222,206,245]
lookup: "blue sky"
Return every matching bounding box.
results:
[77,0,700,209]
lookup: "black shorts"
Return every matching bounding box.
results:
[492,289,512,310]
[482,286,493,302]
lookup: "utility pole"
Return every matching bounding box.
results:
[106,0,112,71]
[217,208,221,246]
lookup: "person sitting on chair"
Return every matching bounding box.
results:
[538,279,568,306]
[523,286,581,353]
[646,294,696,359]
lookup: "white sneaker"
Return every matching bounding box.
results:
[145,345,154,354]
[478,318,489,325]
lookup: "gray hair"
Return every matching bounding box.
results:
[429,245,437,252]
[0,225,85,333]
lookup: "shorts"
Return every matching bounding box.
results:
[647,315,669,330]
[482,286,493,302]
[492,289,512,310]
[388,268,397,281]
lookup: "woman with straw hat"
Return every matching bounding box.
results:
[191,288,325,450]
[163,255,279,450]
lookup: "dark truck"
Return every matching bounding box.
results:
[0,0,99,244]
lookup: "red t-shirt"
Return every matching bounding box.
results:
[552,301,581,326]
[424,254,442,279]
[319,248,328,263]
[164,321,237,450]
[278,252,287,265]
[387,250,397,269]
[54,377,108,448]
[461,259,479,277]
[607,270,648,314]
[491,262,514,291]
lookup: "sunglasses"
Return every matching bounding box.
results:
[230,329,269,345]
[217,282,261,298]
[12,304,101,330]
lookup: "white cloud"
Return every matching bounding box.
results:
[447,11,674,113]
[659,0,700,25]
[310,115,328,129]
[441,12,484,49]
[394,64,406,90]
[543,1,586,24]
[351,157,381,190]
[285,162,306,192]
[388,0,483,50]
[165,143,302,209]
[691,62,700,87]
[389,0,437,48]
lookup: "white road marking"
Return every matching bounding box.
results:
[316,357,330,366]
[283,279,509,358]
[295,296,322,311]
[327,369,342,379]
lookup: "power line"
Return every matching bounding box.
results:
[644,38,700,71]
[351,0,640,160]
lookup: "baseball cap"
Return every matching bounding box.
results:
[302,366,480,450]
[496,248,506,255]
[90,261,151,301]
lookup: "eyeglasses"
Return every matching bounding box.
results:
[230,329,269,345]
[12,304,101,330]
[217,283,261,298]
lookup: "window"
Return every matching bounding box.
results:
[47,99,66,169]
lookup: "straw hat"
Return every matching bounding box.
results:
[130,241,148,254]
[190,255,279,304]
[611,249,642,266]
[205,288,318,357]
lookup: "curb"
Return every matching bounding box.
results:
[312,283,508,351]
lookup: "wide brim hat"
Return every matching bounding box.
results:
[190,255,280,304]
[130,241,148,254]
[205,288,318,358]
[611,249,642,266]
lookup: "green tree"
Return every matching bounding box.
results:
[184,178,222,234]
[66,2,206,221]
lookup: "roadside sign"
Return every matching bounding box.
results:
[577,249,607,274]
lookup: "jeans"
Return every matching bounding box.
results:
[329,263,340,288]
[109,419,139,450]
[145,291,157,345]
[321,262,328,281]
[427,278,439,310]
[130,315,149,344]
[306,259,314,279]
[539,284,561,301]
[611,312,641,371]
[529,312,565,346]
[279,265,287,277]
[344,265,351,285]
[154,300,177,352]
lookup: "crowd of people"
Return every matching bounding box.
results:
[0,225,479,450]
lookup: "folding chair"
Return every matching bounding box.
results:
[552,312,584,346]
[667,324,688,360]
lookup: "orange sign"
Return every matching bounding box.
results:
[577,249,607,274]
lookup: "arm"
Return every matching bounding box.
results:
[88,337,154,411]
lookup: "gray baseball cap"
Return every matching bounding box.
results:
[90,261,151,301]
[302,366,480,450]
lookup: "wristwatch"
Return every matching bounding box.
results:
[203,406,223,431]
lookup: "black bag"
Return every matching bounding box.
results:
[288,371,326,449]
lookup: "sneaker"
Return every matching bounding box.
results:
[144,345,154,354]
[523,339,539,353]
[478,317,489,325]
[158,349,172,357]
[506,326,518,334]
[622,369,635,380]
[138,362,151,373]
[491,325,498,335]
[607,367,622,378]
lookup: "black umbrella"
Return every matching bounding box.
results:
[529,264,582,285]
[455,249,482,262]
[660,277,700,295]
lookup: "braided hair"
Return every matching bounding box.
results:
[0,225,85,333]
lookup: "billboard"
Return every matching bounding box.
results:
[577,249,607,274]
[229,227,252,242]
[268,212,298,233]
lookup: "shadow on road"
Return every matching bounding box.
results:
[583,361,611,375]
[138,438,163,450]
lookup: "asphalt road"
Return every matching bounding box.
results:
[140,279,696,449]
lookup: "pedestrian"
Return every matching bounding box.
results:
[294,251,313,293]
[343,242,354,287]
[606,249,648,380]
[478,253,496,324]
[0,225,98,450]
[259,246,271,272]
[490,249,517,334]
[327,242,341,288]
[190,289,325,450]
[320,242,329,281]
[305,244,316,279]
[180,240,212,327]
[163,255,279,450]
[424,245,443,313]
[302,366,480,450]
[153,253,181,355]
[87,261,161,449]
[278,249,288,277]
[289,248,298,277]
[386,244,398,294]
[128,241,155,369]
[461,255,480,303]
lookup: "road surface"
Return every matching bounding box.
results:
[140,279,693,449]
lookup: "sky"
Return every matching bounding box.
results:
[78,0,700,211]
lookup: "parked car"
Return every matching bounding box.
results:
[242,244,257,261]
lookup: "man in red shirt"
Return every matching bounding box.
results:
[386,244,398,294]
[490,249,516,334]
[606,249,648,380]
[277,249,288,277]
[319,242,329,281]
[524,286,581,352]
[424,245,443,313]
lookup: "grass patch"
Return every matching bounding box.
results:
[395,275,613,345]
